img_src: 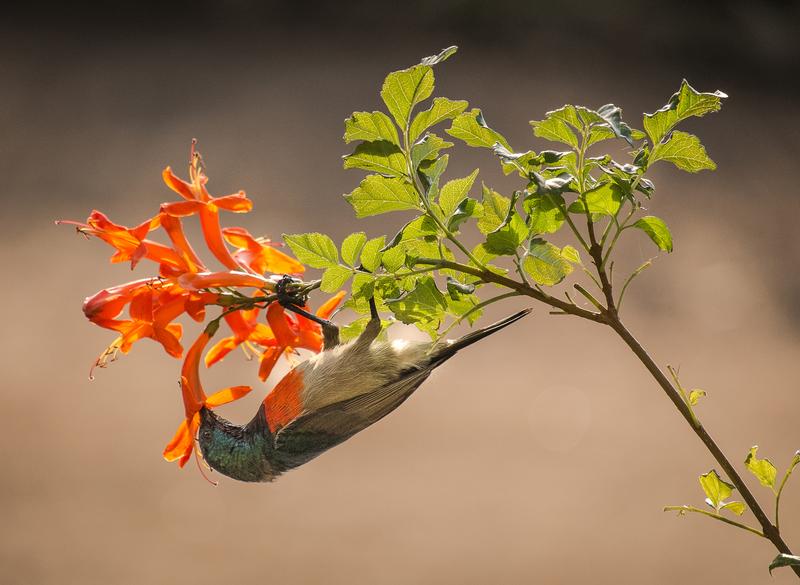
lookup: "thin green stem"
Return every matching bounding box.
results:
[663,506,765,538]
[776,456,800,533]
[439,291,523,338]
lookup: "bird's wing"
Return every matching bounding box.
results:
[272,366,432,462]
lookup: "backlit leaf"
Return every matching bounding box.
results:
[386,276,447,330]
[633,216,673,253]
[381,65,434,129]
[439,169,479,216]
[341,232,367,267]
[530,107,580,149]
[343,140,408,177]
[523,238,573,286]
[688,389,706,406]
[650,131,715,172]
[568,181,622,216]
[343,111,400,146]
[284,233,338,269]
[745,446,777,490]
[360,236,386,272]
[344,175,421,217]
[644,80,727,144]
[381,246,406,272]
[699,470,734,510]
[447,109,510,149]
[321,265,353,293]
[410,97,469,142]
[411,134,453,170]
[477,185,511,234]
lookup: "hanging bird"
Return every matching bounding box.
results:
[197,281,530,482]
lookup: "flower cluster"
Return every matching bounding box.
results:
[60,143,342,469]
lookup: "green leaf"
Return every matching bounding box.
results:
[483,192,527,255]
[523,193,566,235]
[568,181,622,216]
[411,133,453,170]
[410,97,469,142]
[477,185,511,234]
[445,293,482,325]
[596,103,635,146]
[633,216,673,253]
[381,65,434,129]
[321,265,353,293]
[340,232,367,267]
[699,470,734,510]
[688,389,706,406]
[339,316,372,342]
[418,154,449,186]
[284,233,338,269]
[439,169,479,216]
[650,131,716,172]
[351,272,375,299]
[385,276,447,330]
[420,45,458,66]
[344,175,421,217]
[523,238,574,286]
[360,236,386,272]
[721,501,746,516]
[447,197,481,232]
[446,109,510,149]
[485,212,527,256]
[343,111,400,146]
[343,141,408,177]
[381,246,406,272]
[644,80,727,145]
[770,554,800,575]
[530,107,580,149]
[561,245,581,264]
[745,446,777,490]
[402,215,440,239]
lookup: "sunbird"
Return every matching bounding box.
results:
[197,280,530,482]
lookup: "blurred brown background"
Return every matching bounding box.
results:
[3,2,800,583]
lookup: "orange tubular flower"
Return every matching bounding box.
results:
[222,227,305,275]
[164,331,253,467]
[92,286,185,359]
[161,145,253,273]
[59,211,186,271]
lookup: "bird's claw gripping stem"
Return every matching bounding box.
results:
[276,275,341,349]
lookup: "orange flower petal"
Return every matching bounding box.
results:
[158,213,206,273]
[258,346,283,381]
[210,192,252,213]
[198,206,242,271]
[204,337,239,367]
[163,419,192,461]
[266,304,297,347]
[178,270,270,290]
[129,289,154,321]
[154,323,183,358]
[205,385,253,408]
[162,167,196,201]
[221,226,258,250]
[161,200,207,217]
[259,246,305,275]
[317,290,346,319]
